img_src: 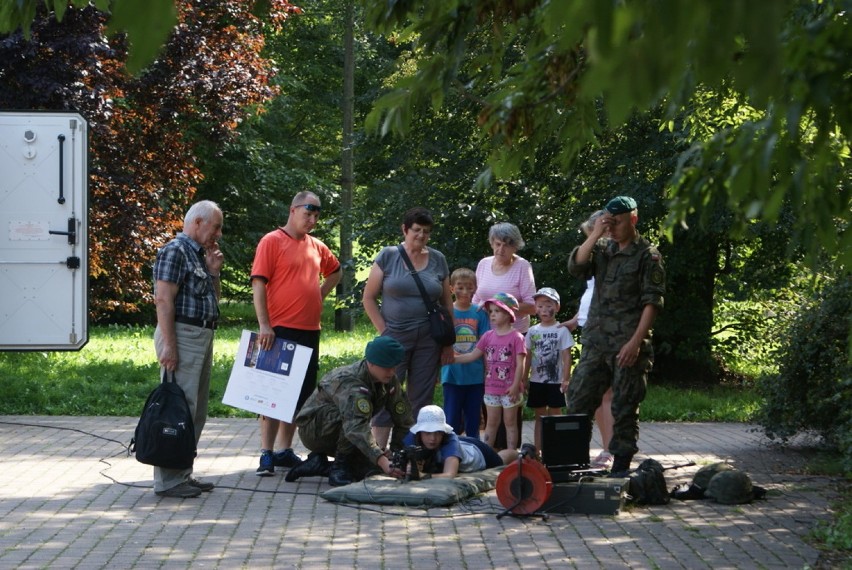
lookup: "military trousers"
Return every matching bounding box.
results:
[565,341,653,458]
[298,405,368,463]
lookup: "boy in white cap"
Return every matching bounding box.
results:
[454,293,527,450]
[523,287,575,451]
[403,405,521,478]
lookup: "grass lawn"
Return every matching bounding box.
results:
[0,302,760,420]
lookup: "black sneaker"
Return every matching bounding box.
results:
[256,450,274,476]
[155,482,202,498]
[273,448,303,468]
[187,477,214,492]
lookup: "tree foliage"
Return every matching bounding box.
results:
[1,0,838,398]
[0,0,298,320]
[196,0,406,303]
[359,0,851,270]
[757,275,852,471]
[2,0,176,74]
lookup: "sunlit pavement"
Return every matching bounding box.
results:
[0,416,839,569]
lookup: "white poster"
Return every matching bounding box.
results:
[222,329,313,422]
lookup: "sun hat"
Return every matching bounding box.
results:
[410,405,454,434]
[605,195,638,215]
[482,292,519,322]
[364,336,405,368]
[533,287,560,305]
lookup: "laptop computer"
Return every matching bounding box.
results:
[541,414,592,482]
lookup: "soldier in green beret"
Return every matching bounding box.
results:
[565,195,666,476]
[286,336,414,486]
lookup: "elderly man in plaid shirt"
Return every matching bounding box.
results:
[152,200,224,498]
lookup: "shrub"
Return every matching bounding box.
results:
[757,275,852,472]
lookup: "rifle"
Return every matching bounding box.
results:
[390,445,424,482]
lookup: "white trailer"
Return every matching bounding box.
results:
[0,111,88,350]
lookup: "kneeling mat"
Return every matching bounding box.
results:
[321,467,504,507]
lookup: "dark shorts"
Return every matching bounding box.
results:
[526,382,566,410]
[460,435,504,468]
[273,326,321,411]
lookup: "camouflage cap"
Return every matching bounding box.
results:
[705,469,754,504]
[605,195,638,215]
[692,462,735,490]
[533,287,560,305]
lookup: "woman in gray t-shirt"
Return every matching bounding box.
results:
[362,207,454,449]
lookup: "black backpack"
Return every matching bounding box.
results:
[628,458,671,506]
[130,371,197,469]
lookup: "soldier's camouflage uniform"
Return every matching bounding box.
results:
[566,234,665,458]
[295,360,414,468]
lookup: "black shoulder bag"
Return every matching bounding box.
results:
[130,370,197,469]
[397,245,456,347]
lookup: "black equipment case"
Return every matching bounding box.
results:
[541,477,629,515]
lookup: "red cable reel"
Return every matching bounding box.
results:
[496,457,553,515]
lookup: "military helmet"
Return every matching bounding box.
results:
[692,462,735,490]
[705,469,754,504]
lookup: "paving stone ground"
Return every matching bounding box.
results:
[0,416,842,569]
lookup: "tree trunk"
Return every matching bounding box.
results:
[335,0,355,332]
[652,226,719,384]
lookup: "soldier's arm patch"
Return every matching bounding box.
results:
[652,266,664,285]
[356,398,372,415]
[394,401,408,416]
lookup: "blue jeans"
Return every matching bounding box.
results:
[442,383,484,439]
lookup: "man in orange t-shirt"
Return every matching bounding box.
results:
[251,191,341,476]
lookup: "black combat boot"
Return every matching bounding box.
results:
[328,454,354,487]
[284,451,329,482]
[608,454,633,478]
[520,443,539,461]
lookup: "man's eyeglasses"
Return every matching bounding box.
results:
[294,203,322,212]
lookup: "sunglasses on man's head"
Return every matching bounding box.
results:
[294,203,322,212]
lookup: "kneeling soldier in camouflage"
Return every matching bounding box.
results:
[286,336,413,486]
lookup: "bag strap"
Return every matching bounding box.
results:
[397,245,433,314]
[161,369,178,384]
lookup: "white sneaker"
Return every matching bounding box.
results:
[591,451,614,470]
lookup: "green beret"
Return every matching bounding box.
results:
[605,196,638,215]
[365,336,405,368]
